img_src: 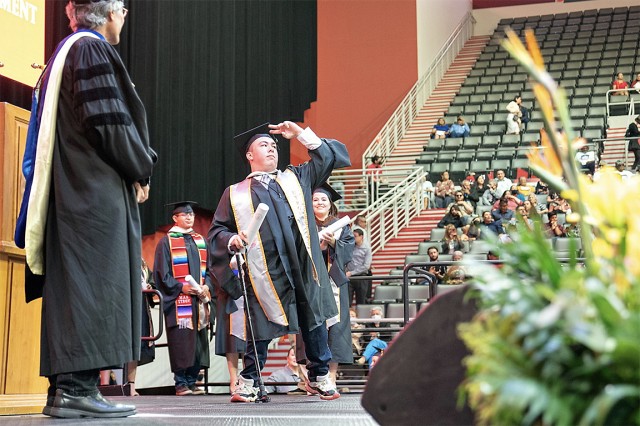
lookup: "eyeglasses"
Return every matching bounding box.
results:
[176,212,195,218]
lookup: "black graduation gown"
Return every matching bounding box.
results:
[208,139,351,342]
[321,219,355,364]
[38,35,156,376]
[154,233,214,372]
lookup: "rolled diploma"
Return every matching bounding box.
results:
[318,215,350,239]
[245,203,269,246]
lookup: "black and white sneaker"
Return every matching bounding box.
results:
[230,377,258,403]
[305,374,340,400]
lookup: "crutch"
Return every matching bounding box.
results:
[232,203,271,403]
[233,250,270,403]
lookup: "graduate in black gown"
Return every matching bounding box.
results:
[16,0,156,419]
[154,202,214,396]
[208,121,350,402]
[312,183,355,381]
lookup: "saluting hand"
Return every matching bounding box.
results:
[269,121,303,140]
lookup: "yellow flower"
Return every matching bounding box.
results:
[592,237,614,260]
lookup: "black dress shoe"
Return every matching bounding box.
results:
[45,389,136,418]
[41,396,55,416]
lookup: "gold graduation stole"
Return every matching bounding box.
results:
[230,178,288,326]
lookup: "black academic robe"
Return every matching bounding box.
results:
[211,279,246,356]
[154,233,214,372]
[38,34,156,376]
[208,139,351,342]
[320,218,355,364]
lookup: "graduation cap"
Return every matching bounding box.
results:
[234,123,278,158]
[313,182,342,203]
[166,201,198,215]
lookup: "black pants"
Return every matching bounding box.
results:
[48,369,100,397]
[349,276,371,306]
[631,149,640,170]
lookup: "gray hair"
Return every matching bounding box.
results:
[66,0,124,31]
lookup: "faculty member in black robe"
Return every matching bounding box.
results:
[154,202,214,396]
[20,0,156,419]
[208,121,350,402]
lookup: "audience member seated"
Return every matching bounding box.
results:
[527,193,548,216]
[357,338,387,369]
[535,180,549,195]
[441,224,467,254]
[506,95,523,134]
[547,191,571,213]
[264,346,301,394]
[479,211,505,236]
[422,179,435,209]
[426,246,447,284]
[611,72,629,97]
[515,176,533,198]
[494,169,513,198]
[437,205,467,230]
[431,118,449,139]
[492,199,515,223]
[575,144,597,175]
[442,251,467,285]
[350,308,364,356]
[493,190,523,211]
[625,115,640,171]
[448,116,470,138]
[632,73,640,94]
[466,216,482,241]
[512,205,534,231]
[481,179,499,206]
[523,199,536,219]
[544,211,566,238]
[459,180,477,208]
[615,160,635,179]
[363,306,392,343]
[510,184,526,203]
[470,174,487,206]
[434,171,455,208]
[446,190,474,223]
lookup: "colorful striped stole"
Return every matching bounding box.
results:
[168,232,207,329]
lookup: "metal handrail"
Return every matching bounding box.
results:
[328,165,425,213]
[333,167,427,254]
[605,88,637,117]
[361,12,476,167]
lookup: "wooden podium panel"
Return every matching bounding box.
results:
[0,102,48,398]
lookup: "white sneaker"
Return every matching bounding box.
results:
[305,374,340,400]
[230,376,257,403]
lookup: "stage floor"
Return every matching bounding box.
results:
[0,394,376,425]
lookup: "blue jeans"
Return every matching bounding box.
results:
[174,364,201,388]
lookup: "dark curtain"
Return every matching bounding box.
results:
[1,0,317,234]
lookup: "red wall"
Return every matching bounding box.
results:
[293,0,418,169]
